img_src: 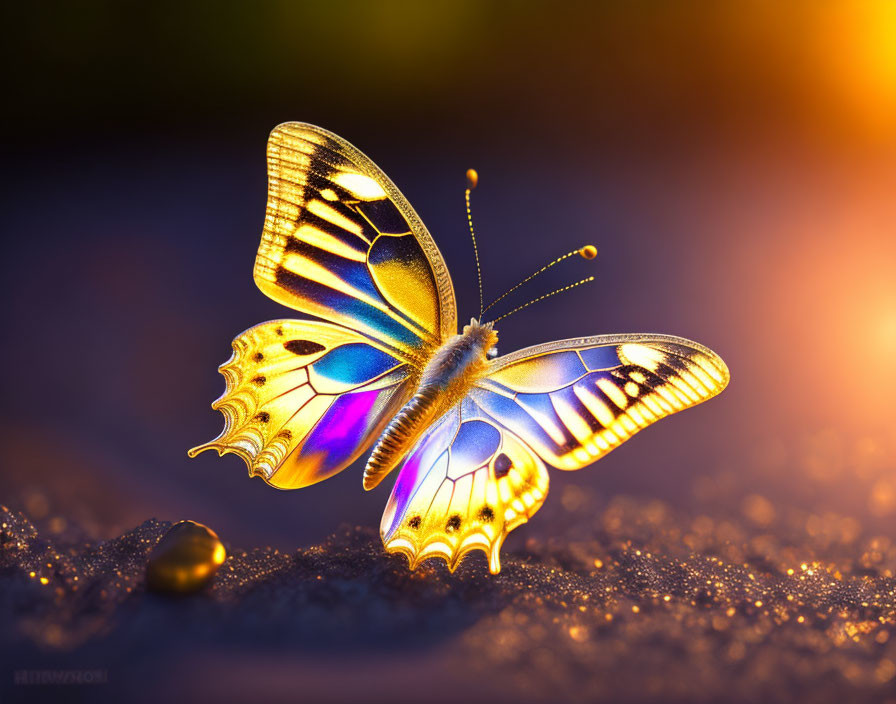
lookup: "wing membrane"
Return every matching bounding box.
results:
[256,123,457,360]
[192,123,460,488]
[472,334,730,470]
[381,399,549,574]
[189,319,413,488]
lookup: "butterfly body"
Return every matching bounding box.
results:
[364,319,498,490]
[190,122,730,574]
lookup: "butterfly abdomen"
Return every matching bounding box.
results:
[363,320,498,490]
[364,386,441,490]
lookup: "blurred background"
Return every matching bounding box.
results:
[2,0,895,551]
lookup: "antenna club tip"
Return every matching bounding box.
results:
[578,245,598,260]
[466,169,479,190]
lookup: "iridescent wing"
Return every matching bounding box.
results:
[255,122,457,360]
[381,334,728,573]
[471,334,730,470]
[381,398,549,574]
[189,319,412,488]
[192,123,460,486]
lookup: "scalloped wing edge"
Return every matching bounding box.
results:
[188,319,411,488]
[187,333,293,481]
[381,427,549,575]
[384,533,507,574]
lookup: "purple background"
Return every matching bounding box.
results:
[2,2,895,551]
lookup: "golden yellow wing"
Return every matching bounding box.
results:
[189,319,413,489]
[380,398,549,574]
[255,122,457,362]
[192,123,459,487]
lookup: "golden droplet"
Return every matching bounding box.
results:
[466,168,479,190]
[146,520,226,594]
[578,245,598,260]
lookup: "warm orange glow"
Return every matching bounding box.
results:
[212,543,227,566]
[877,310,896,350]
[815,1,896,142]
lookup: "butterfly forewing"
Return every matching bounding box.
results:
[472,334,730,470]
[256,123,457,360]
[194,124,459,488]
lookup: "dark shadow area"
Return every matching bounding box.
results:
[3,492,895,704]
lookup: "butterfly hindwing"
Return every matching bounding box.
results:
[380,335,727,573]
[189,319,414,489]
[381,398,549,574]
[471,334,730,470]
[256,122,457,361]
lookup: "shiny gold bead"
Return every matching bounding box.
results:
[145,520,226,594]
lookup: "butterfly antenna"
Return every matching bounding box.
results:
[490,276,596,324]
[481,244,597,316]
[465,169,484,318]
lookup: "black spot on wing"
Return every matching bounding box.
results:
[494,453,513,479]
[446,515,462,533]
[284,340,326,356]
[478,506,495,522]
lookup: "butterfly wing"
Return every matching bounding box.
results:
[189,319,413,489]
[256,122,457,360]
[471,334,730,470]
[193,123,459,486]
[380,398,549,574]
[380,334,728,573]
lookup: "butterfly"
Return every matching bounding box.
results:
[189,123,729,574]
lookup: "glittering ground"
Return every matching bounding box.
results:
[2,492,895,704]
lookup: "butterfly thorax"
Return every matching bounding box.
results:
[363,320,498,490]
